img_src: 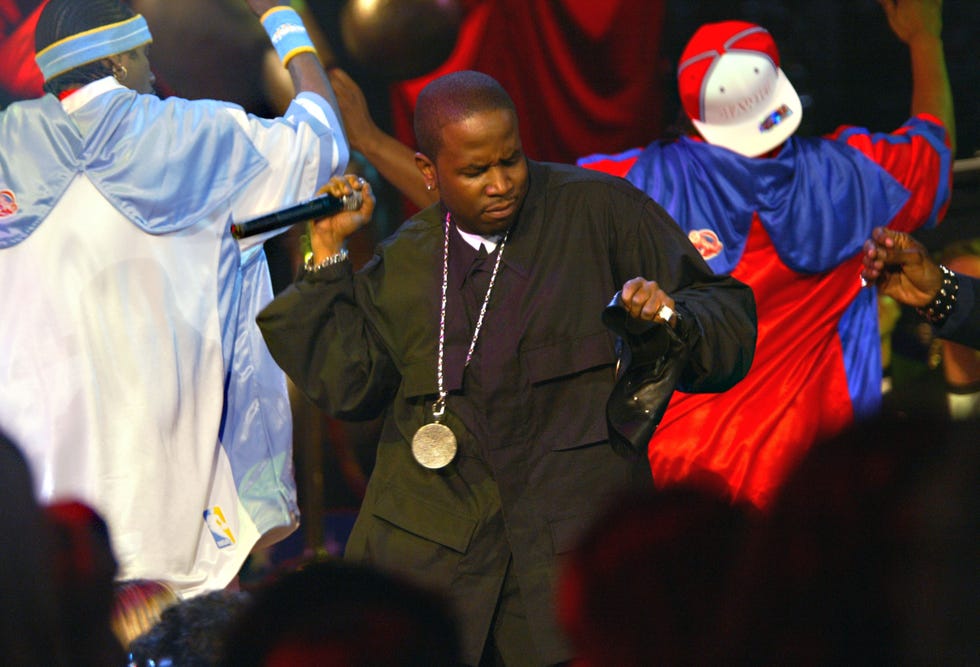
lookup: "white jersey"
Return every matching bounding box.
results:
[0,77,348,597]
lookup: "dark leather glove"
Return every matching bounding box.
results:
[602,291,691,459]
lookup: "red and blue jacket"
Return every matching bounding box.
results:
[580,116,951,508]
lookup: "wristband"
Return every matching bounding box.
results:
[261,6,316,68]
[917,264,959,326]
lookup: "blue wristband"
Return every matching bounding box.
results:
[261,6,316,67]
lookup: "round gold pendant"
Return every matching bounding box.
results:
[411,422,457,469]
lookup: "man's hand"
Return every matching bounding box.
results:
[877,0,943,46]
[861,226,942,307]
[327,67,437,210]
[619,277,677,326]
[308,174,374,260]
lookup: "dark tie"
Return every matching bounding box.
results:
[463,244,493,324]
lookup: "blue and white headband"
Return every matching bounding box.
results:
[35,14,153,82]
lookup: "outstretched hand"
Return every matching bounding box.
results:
[877,0,943,45]
[861,226,942,307]
[308,174,375,260]
[619,277,677,326]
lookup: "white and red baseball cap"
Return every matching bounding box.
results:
[677,20,802,157]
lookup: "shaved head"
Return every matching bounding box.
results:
[414,70,518,159]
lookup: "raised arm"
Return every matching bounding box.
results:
[328,67,439,210]
[879,0,956,153]
[245,0,343,124]
[307,174,375,262]
[257,175,401,419]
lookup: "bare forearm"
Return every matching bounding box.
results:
[358,131,439,210]
[247,1,343,124]
[908,32,956,153]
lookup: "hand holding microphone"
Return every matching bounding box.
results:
[298,174,374,266]
[231,175,373,239]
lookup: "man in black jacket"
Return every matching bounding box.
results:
[258,70,756,666]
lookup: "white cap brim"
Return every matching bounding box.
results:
[691,66,802,157]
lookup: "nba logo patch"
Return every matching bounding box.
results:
[204,506,236,549]
[688,228,723,260]
[0,189,17,217]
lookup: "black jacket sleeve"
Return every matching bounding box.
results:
[256,260,401,421]
[934,273,980,350]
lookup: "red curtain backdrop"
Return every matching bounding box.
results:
[2,0,667,164]
[389,0,667,164]
[0,0,45,100]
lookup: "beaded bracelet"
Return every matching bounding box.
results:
[917,264,959,325]
[261,6,316,68]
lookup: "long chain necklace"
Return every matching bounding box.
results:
[411,211,509,469]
